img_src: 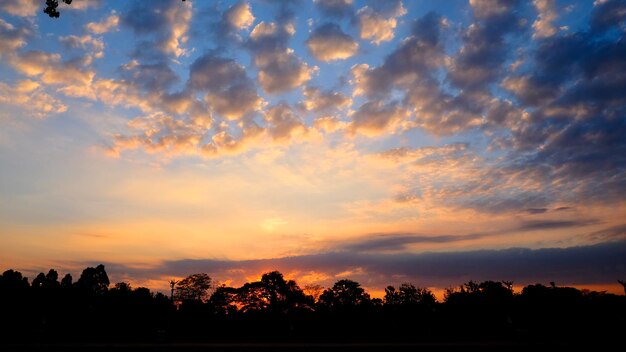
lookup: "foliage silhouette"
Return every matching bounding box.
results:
[0,264,625,346]
[76,264,109,295]
[175,273,212,302]
[318,279,371,310]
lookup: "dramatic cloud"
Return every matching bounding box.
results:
[188,53,264,120]
[264,103,307,141]
[110,112,207,157]
[351,12,486,134]
[223,1,255,30]
[2,1,625,297]
[302,86,351,113]
[350,100,409,136]
[122,0,192,57]
[586,224,626,242]
[0,18,30,54]
[306,23,358,61]
[357,0,406,44]
[0,0,39,17]
[447,0,524,91]
[120,61,179,92]
[90,240,626,293]
[9,51,95,87]
[66,0,101,11]
[351,12,446,98]
[248,21,315,94]
[342,233,490,252]
[59,34,105,59]
[590,0,626,33]
[532,0,559,38]
[0,80,67,118]
[314,0,354,19]
[85,11,120,34]
[498,0,626,205]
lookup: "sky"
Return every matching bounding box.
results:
[0,0,625,297]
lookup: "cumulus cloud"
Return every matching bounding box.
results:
[59,34,105,59]
[205,121,265,156]
[447,0,524,91]
[120,60,179,92]
[314,0,354,19]
[495,0,626,206]
[264,103,307,142]
[247,21,315,94]
[188,54,247,91]
[85,11,119,34]
[306,23,358,61]
[302,86,351,113]
[532,0,559,39]
[256,50,314,94]
[350,100,409,136]
[223,1,255,30]
[109,112,207,157]
[351,12,446,98]
[1,0,622,218]
[188,53,264,120]
[122,0,192,57]
[0,80,67,118]
[313,116,347,133]
[357,0,407,45]
[351,12,486,135]
[66,0,101,11]
[0,0,39,17]
[9,50,95,87]
[212,1,256,45]
[0,18,30,55]
[590,0,626,33]
[104,51,267,158]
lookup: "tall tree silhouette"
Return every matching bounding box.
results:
[175,273,212,302]
[384,283,436,307]
[318,279,371,310]
[76,264,109,294]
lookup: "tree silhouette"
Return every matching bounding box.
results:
[384,283,436,307]
[209,284,239,314]
[175,273,212,302]
[32,269,61,290]
[260,271,313,313]
[0,264,625,344]
[0,269,30,289]
[318,279,371,309]
[619,280,626,295]
[76,264,109,294]
[60,273,72,288]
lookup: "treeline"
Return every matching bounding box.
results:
[0,265,625,344]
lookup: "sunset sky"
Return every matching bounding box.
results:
[1,0,625,296]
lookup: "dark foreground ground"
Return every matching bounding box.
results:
[0,341,613,352]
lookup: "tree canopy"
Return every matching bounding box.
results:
[0,264,624,345]
[175,273,212,302]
